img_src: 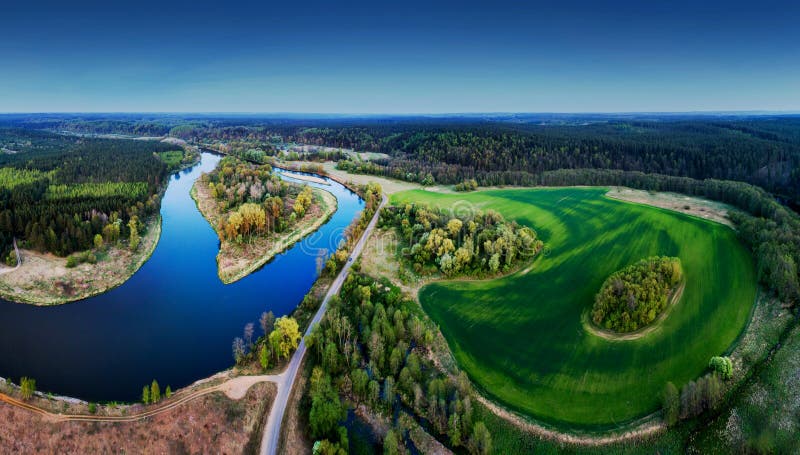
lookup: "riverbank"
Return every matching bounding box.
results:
[191,180,337,284]
[0,371,276,453]
[0,216,162,305]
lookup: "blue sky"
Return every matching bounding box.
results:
[1,0,798,113]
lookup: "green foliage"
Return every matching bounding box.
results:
[592,257,683,333]
[19,377,35,400]
[142,385,150,404]
[0,168,50,189]
[308,367,345,440]
[5,249,17,266]
[395,187,756,427]
[662,382,679,426]
[259,344,270,371]
[268,316,301,360]
[709,356,733,380]
[204,157,313,242]
[469,421,492,455]
[150,380,160,403]
[0,129,172,258]
[383,428,402,455]
[307,272,489,452]
[454,179,478,192]
[88,402,97,414]
[380,202,543,277]
[157,149,198,171]
[165,385,172,398]
[65,250,98,268]
[45,182,149,201]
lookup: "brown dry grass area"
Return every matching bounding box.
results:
[311,162,424,195]
[278,357,313,455]
[606,187,734,227]
[0,217,161,305]
[0,382,275,454]
[192,181,336,284]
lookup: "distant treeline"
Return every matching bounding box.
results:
[0,129,175,258]
[8,116,799,202]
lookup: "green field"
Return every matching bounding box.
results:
[391,187,757,430]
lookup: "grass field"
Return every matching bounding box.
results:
[391,187,757,430]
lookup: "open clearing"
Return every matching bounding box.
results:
[391,187,757,430]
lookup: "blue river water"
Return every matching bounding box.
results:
[0,152,363,402]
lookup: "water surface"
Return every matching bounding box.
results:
[0,152,363,402]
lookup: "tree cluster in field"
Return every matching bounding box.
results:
[454,179,479,192]
[379,203,543,277]
[592,257,683,333]
[305,273,492,455]
[231,311,302,372]
[0,129,175,258]
[662,356,734,426]
[201,157,315,243]
[322,183,383,276]
[141,379,171,405]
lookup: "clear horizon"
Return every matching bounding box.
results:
[2,0,798,113]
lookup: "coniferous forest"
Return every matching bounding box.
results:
[0,128,177,259]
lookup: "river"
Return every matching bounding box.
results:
[0,152,364,402]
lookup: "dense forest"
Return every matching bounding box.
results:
[0,129,178,259]
[7,114,798,203]
[592,257,683,333]
[380,203,543,277]
[305,272,493,454]
[198,157,313,242]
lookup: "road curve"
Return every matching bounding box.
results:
[259,195,387,455]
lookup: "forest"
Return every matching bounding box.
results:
[0,129,177,259]
[592,256,683,333]
[379,203,543,277]
[198,157,313,242]
[305,272,492,454]
[9,114,799,203]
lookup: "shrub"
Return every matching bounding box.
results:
[709,356,733,380]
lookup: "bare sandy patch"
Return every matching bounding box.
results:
[0,217,161,305]
[606,187,734,227]
[0,380,275,454]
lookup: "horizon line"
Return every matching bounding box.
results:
[1,110,800,117]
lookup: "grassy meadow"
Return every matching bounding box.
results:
[391,187,757,430]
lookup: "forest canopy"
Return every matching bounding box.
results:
[0,129,177,259]
[592,256,684,333]
[380,203,543,277]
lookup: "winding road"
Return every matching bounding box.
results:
[258,194,387,455]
